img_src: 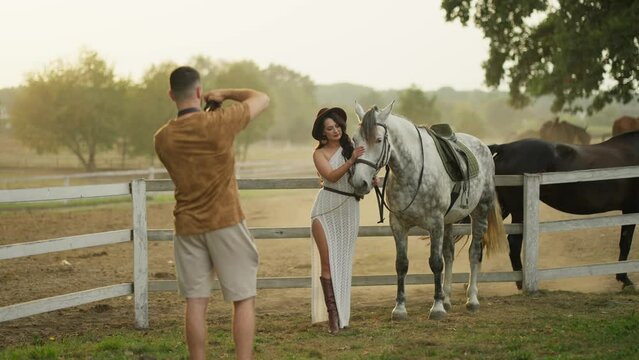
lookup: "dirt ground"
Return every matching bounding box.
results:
[1,190,638,348]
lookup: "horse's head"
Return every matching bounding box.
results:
[351,100,395,195]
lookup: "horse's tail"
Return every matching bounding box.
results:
[482,199,507,257]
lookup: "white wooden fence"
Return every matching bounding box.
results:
[0,160,313,188]
[1,167,639,329]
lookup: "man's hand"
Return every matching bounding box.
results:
[203,90,226,104]
[204,88,269,120]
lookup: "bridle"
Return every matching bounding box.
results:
[355,123,392,173]
[355,122,425,223]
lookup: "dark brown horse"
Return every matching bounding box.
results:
[539,117,591,144]
[612,116,639,137]
[489,131,639,290]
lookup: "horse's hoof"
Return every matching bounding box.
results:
[516,281,523,290]
[465,302,480,313]
[391,311,408,321]
[392,303,408,321]
[428,309,447,320]
[391,309,409,321]
[443,301,452,312]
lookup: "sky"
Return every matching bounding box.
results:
[0,1,490,91]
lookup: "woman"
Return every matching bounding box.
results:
[310,107,364,334]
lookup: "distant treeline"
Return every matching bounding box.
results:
[0,50,637,171]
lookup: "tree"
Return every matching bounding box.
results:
[127,57,221,166]
[263,64,316,143]
[122,62,177,166]
[10,50,128,171]
[395,85,441,125]
[360,90,385,110]
[215,61,274,159]
[449,104,487,137]
[190,55,222,90]
[442,0,639,114]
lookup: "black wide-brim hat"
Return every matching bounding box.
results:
[312,107,348,141]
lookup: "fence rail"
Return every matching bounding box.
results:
[0,183,131,203]
[1,166,639,328]
[0,230,131,260]
[518,166,639,291]
[1,159,314,188]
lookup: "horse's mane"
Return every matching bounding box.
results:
[361,106,379,145]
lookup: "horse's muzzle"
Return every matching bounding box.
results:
[353,179,372,196]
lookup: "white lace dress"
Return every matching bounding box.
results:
[310,147,360,328]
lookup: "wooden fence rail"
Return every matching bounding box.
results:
[1,166,639,328]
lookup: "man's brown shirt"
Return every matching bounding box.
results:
[154,103,250,235]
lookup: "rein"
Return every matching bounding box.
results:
[356,123,425,223]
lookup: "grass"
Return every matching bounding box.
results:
[1,330,188,359]
[1,292,637,359]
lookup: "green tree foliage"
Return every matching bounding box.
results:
[263,64,317,143]
[10,50,128,171]
[215,61,274,159]
[442,0,639,114]
[126,56,220,166]
[122,62,177,165]
[360,90,384,110]
[190,55,222,90]
[395,85,441,125]
[448,104,486,137]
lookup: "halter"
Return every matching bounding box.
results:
[355,122,425,223]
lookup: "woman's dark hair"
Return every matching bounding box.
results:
[315,113,354,160]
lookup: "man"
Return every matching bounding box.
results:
[154,66,269,360]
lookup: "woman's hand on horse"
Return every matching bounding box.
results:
[372,176,380,187]
[349,146,365,165]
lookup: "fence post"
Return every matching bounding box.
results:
[131,179,149,328]
[522,173,541,294]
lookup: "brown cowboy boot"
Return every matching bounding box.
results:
[319,277,340,334]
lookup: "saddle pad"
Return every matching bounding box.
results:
[426,124,479,181]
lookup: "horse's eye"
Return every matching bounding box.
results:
[376,138,382,143]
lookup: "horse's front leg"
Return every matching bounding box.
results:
[428,221,446,320]
[390,215,410,320]
[617,222,636,291]
[442,223,454,311]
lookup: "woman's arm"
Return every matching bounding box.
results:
[313,146,364,183]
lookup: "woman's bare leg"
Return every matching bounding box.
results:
[312,218,331,278]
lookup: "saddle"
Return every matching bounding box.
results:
[426,124,479,212]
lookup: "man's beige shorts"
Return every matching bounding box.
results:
[173,221,258,301]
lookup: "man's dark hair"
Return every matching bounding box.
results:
[169,66,200,101]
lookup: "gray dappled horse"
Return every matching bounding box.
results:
[351,101,505,320]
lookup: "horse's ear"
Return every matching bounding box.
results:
[354,101,366,120]
[378,100,395,122]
